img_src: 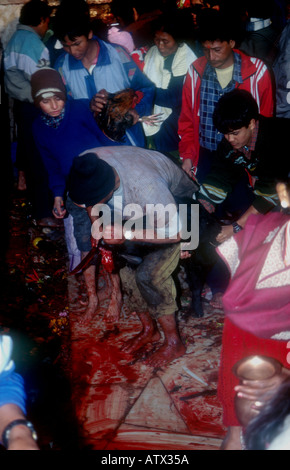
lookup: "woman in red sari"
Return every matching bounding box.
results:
[217,181,290,450]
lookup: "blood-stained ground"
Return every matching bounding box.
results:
[0,190,226,451]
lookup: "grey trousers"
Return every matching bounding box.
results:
[120,243,181,319]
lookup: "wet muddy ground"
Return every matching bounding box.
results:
[0,189,226,452]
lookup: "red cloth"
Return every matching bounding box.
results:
[131,46,149,71]
[218,212,290,339]
[218,318,290,426]
[217,212,290,426]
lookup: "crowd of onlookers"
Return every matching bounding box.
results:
[1,0,289,221]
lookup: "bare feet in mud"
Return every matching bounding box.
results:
[122,312,161,354]
[143,313,186,369]
[103,272,122,323]
[96,285,111,302]
[78,289,121,324]
[96,268,113,302]
[79,263,98,324]
[123,311,186,369]
[103,288,122,323]
[144,339,186,369]
[79,295,99,324]
[78,271,122,324]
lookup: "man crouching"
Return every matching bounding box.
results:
[67,146,199,368]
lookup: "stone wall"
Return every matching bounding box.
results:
[0,1,24,46]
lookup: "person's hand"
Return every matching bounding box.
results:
[235,372,289,410]
[7,425,39,450]
[53,197,66,218]
[139,113,164,126]
[0,405,39,450]
[102,224,125,245]
[216,225,234,243]
[90,89,109,115]
[182,159,194,177]
[276,182,290,209]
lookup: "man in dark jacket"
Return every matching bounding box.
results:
[198,88,290,244]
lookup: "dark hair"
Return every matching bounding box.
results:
[244,378,290,450]
[151,9,195,44]
[19,0,51,27]
[244,0,275,20]
[213,89,259,134]
[110,0,135,26]
[197,8,238,43]
[53,1,91,41]
[132,0,164,16]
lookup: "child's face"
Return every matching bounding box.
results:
[39,96,65,117]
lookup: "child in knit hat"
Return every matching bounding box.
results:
[30,66,133,322]
[31,67,67,134]
[31,67,67,105]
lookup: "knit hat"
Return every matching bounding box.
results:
[31,67,66,106]
[68,153,116,207]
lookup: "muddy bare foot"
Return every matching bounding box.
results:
[123,327,161,354]
[145,339,186,369]
[97,270,113,302]
[97,285,112,302]
[128,341,161,365]
[103,290,122,323]
[79,295,99,324]
[122,312,161,354]
[103,272,122,323]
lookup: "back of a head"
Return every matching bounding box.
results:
[19,0,51,27]
[68,153,116,207]
[151,9,195,44]
[110,0,135,26]
[244,0,275,19]
[213,89,259,134]
[197,8,239,43]
[53,0,91,41]
[132,0,163,16]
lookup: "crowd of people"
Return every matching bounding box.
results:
[1,0,290,450]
